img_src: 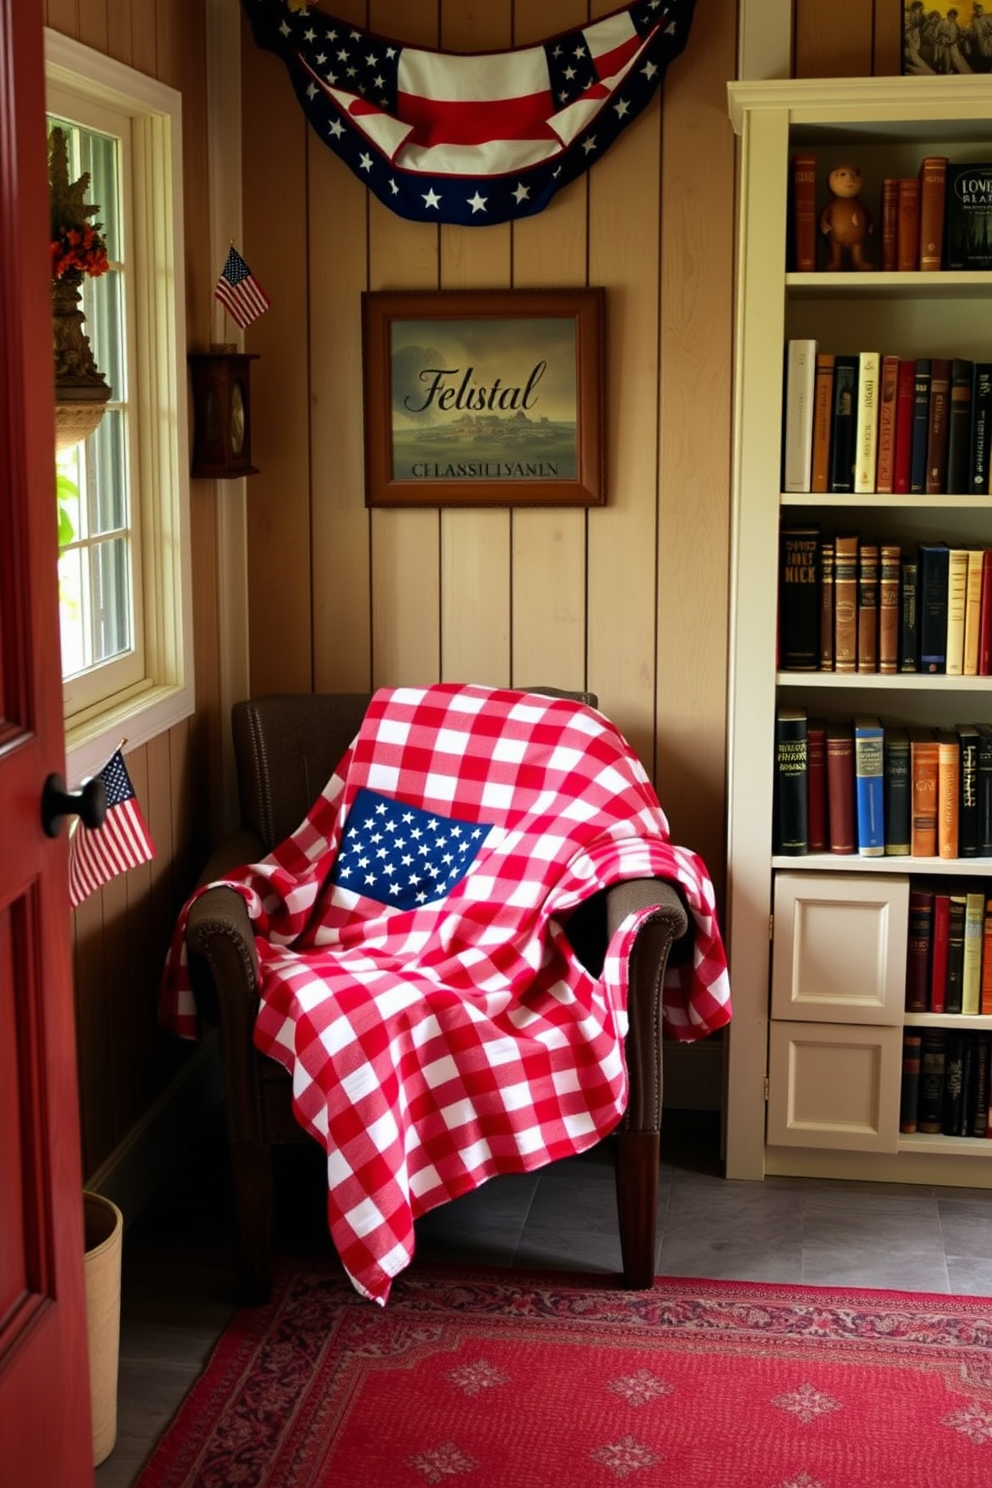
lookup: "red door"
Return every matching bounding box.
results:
[0,1,94,1483]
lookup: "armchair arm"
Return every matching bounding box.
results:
[604,879,689,1134]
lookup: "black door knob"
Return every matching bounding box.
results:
[41,773,107,838]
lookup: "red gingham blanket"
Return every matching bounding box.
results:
[161,685,730,1302]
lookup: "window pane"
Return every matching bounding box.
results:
[86,410,127,535]
[90,536,130,665]
[58,546,85,676]
[82,267,124,402]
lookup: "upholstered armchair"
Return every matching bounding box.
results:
[185,691,689,1303]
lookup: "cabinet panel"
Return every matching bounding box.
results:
[768,1020,902,1151]
[771,871,909,1025]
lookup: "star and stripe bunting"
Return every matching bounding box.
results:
[161,684,730,1304]
[239,0,697,226]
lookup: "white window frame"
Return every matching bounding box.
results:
[46,30,194,788]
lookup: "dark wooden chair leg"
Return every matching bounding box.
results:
[615,1128,660,1289]
[230,1141,275,1304]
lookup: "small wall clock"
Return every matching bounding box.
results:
[189,349,259,479]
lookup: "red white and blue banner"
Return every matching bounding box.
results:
[240,0,697,226]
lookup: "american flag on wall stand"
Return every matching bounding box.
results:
[239,0,697,227]
[214,246,271,329]
[68,749,156,909]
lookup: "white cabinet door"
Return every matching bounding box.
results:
[768,1020,902,1152]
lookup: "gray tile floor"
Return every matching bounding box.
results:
[95,1108,992,1487]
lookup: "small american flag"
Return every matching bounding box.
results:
[214,246,270,329]
[68,749,155,909]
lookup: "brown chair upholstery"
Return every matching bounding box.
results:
[186,690,689,1303]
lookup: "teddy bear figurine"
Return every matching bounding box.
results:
[819,164,875,271]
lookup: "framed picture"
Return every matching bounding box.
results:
[902,3,992,75]
[361,287,605,508]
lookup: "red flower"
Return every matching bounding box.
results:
[51,221,110,280]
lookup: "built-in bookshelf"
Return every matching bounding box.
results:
[726,76,992,1189]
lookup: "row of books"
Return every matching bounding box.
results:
[905,884,992,1016]
[780,529,992,675]
[782,344,991,497]
[774,711,992,859]
[789,154,992,275]
[900,1029,991,1139]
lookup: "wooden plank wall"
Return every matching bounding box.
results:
[793,0,902,77]
[242,0,738,886]
[44,0,222,1180]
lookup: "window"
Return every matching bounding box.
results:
[46,32,193,787]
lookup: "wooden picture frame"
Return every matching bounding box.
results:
[361,287,605,508]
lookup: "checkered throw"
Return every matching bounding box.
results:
[161,685,730,1302]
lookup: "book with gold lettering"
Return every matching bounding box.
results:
[778,525,820,670]
[909,726,938,858]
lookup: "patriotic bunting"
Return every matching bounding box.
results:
[68,749,156,909]
[239,0,697,227]
[214,245,271,328]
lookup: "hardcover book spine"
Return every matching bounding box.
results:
[909,726,938,858]
[946,358,975,495]
[774,706,808,855]
[883,725,910,855]
[875,355,900,494]
[828,356,859,494]
[945,162,992,272]
[925,357,951,495]
[918,155,948,271]
[783,339,817,493]
[970,1034,989,1138]
[946,895,967,1015]
[819,537,835,671]
[909,359,932,495]
[943,1030,966,1136]
[972,363,992,496]
[778,525,820,670]
[893,357,917,496]
[879,541,900,675]
[982,895,992,1015]
[790,153,818,273]
[856,539,879,674]
[918,542,949,675]
[905,887,934,1012]
[945,548,969,677]
[936,730,960,859]
[826,723,856,855]
[963,549,984,678]
[853,350,880,493]
[981,550,992,676]
[931,891,951,1015]
[962,891,985,1016]
[881,178,899,273]
[899,552,918,673]
[899,1029,922,1134]
[976,723,992,854]
[810,354,835,494]
[957,723,980,858]
[854,717,884,856]
[807,718,827,854]
[897,176,921,273]
[833,533,858,675]
[917,1029,946,1134]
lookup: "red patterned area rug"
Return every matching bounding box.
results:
[135,1263,992,1488]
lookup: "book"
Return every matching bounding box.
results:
[917,1029,946,1134]
[818,536,835,670]
[925,356,951,494]
[899,1029,923,1134]
[853,350,880,493]
[917,541,949,674]
[898,550,918,672]
[946,358,975,495]
[942,1030,966,1136]
[896,176,920,272]
[893,357,917,496]
[905,886,934,1011]
[976,723,992,855]
[931,891,951,1015]
[774,706,808,855]
[882,726,910,855]
[833,533,859,674]
[908,358,932,494]
[875,355,900,494]
[945,894,967,1015]
[826,722,856,855]
[981,550,992,675]
[963,549,984,677]
[878,541,900,675]
[778,525,820,670]
[828,355,859,494]
[962,890,985,1016]
[956,722,980,858]
[807,718,827,853]
[856,538,879,673]
[944,162,992,272]
[945,547,970,677]
[971,363,992,496]
[970,1034,989,1138]
[810,354,835,494]
[789,153,818,272]
[917,155,948,270]
[909,726,939,857]
[982,895,992,1015]
[936,729,960,860]
[854,716,884,856]
[881,178,899,273]
[783,339,817,492]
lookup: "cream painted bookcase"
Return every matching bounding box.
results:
[725,77,992,1187]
